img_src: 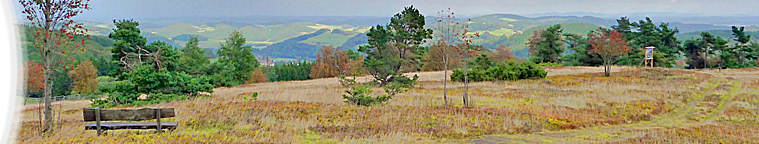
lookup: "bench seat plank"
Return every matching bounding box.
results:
[83,108,175,121]
[84,122,177,130]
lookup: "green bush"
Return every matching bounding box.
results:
[342,83,392,106]
[243,92,258,101]
[537,62,562,67]
[338,75,416,106]
[451,61,547,82]
[91,65,214,107]
[124,65,214,95]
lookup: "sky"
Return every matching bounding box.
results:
[11,0,759,20]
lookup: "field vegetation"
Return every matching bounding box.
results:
[17,67,759,143]
[17,2,759,143]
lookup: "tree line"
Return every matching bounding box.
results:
[528,17,759,76]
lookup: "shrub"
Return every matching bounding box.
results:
[537,62,562,67]
[91,65,214,107]
[451,61,547,82]
[338,75,416,106]
[343,83,391,106]
[136,93,188,106]
[243,92,258,101]
[91,80,138,107]
[247,68,268,83]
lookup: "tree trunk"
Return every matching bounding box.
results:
[463,55,470,108]
[42,51,53,135]
[604,64,611,77]
[443,54,448,106]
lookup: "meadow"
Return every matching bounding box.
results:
[16,66,759,143]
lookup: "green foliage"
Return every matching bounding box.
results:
[726,26,758,68]
[266,61,313,82]
[613,17,681,67]
[243,92,258,101]
[561,32,604,66]
[128,65,214,95]
[359,5,431,85]
[95,76,118,94]
[178,36,210,75]
[212,31,259,87]
[51,70,73,96]
[92,79,137,107]
[92,65,213,107]
[346,49,362,61]
[338,75,416,106]
[147,41,182,71]
[109,19,147,72]
[451,59,547,82]
[342,84,391,106]
[680,29,759,69]
[207,61,239,87]
[537,62,562,67]
[682,32,728,69]
[527,24,565,63]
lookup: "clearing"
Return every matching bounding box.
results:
[16,66,759,143]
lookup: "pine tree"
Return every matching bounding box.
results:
[359,5,432,85]
[179,36,209,75]
[527,25,565,63]
[216,31,259,86]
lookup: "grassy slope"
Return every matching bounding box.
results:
[16,67,759,143]
[20,26,114,64]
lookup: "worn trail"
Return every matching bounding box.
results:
[472,77,740,144]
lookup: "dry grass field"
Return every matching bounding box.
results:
[16,66,759,143]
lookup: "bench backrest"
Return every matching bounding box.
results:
[83,108,175,121]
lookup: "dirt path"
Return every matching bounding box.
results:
[471,76,740,144]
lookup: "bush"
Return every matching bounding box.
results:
[343,83,392,106]
[338,75,416,106]
[451,61,547,82]
[124,65,214,95]
[537,62,562,67]
[91,80,138,107]
[91,65,214,107]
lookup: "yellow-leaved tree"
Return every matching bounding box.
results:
[68,60,98,95]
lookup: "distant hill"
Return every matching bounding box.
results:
[70,14,755,61]
[251,29,331,60]
[19,25,116,75]
[677,30,759,42]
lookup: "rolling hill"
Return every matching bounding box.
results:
[677,30,759,42]
[48,14,758,62]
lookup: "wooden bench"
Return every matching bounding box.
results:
[83,107,177,135]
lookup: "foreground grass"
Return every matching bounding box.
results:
[16,67,759,143]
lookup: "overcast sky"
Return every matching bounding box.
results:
[12,0,759,19]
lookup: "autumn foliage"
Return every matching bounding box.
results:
[587,29,630,76]
[25,61,45,95]
[310,46,364,78]
[20,0,92,133]
[247,68,268,83]
[423,42,464,71]
[68,60,98,94]
[490,45,516,62]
